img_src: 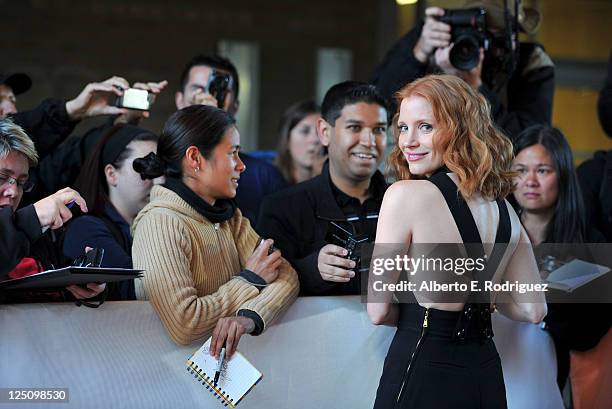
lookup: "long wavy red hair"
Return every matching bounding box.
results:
[386,74,514,200]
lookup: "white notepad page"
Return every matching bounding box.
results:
[547,258,610,292]
[187,337,262,407]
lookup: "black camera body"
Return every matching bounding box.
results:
[437,7,489,71]
[325,221,370,272]
[207,71,233,109]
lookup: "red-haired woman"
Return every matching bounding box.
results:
[367,74,547,408]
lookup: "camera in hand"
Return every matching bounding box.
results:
[325,221,370,272]
[72,248,105,268]
[437,7,489,71]
[114,88,151,111]
[256,238,278,256]
[207,71,233,109]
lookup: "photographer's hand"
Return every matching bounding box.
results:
[191,88,219,108]
[414,7,451,64]
[434,46,483,89]
[317,244,356,282]
[65,76,129,120]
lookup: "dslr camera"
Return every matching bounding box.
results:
[207,70,233,109]
[436,7,489,71]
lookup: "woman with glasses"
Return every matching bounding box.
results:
[0,118,105,302]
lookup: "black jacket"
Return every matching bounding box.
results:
[26,119,113,204]
[9,97,82,205]
[577,150,612,241]
[256,164,387,296]
[10,98,77,159]
[597,52,612,137]
[0,205,43,277]
[371,23,555,141]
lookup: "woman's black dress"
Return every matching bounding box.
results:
[373,172,511,409]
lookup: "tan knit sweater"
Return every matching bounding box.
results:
[131,185,299,345]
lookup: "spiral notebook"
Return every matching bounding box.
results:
[186,338,262,407]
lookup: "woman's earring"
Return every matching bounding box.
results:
[194,167,200,173]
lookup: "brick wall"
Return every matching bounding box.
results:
[1,0,394,150]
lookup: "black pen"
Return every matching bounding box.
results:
[214,342,226,386]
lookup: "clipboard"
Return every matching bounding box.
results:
[0,266,143,291]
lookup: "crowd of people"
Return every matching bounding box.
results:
[1,0,610,407]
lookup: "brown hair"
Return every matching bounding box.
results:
[275,100,319,185]
[386,74,514,200]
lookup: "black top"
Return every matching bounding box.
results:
[0,205,42,277]
[427,171,511,342]
[428,171,511,295]
[329,169,386,241]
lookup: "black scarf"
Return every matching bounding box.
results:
[163,177,236,223]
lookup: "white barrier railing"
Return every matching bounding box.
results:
[0,297,562,409]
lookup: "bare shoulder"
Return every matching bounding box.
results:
[384,179,442,210]
[386,179,439,197]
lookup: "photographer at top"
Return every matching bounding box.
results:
[372,0,554,141]
[257,82,391,296]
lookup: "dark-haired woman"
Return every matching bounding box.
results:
[368,75,547,408]
[275,100,324,185]
[511,125,610,392]
[63,124,158,300]
[131,105,298,354]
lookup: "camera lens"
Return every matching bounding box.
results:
[450,34,480,71]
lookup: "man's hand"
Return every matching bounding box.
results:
[33,187,88,231]
[65,76,130,121]
[66,282,106,299]
[210,316,255,359]
[245,239,281,284]
[115,80,168,125]
[317,244,355,282]
[413,7,451,63]
[191,88,219,108]
[434,46,484,89]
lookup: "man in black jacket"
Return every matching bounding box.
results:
[577,52,612,241]
[257,81,390,295]
[372,0,554,141]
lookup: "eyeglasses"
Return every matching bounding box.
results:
[0,172,35,193]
